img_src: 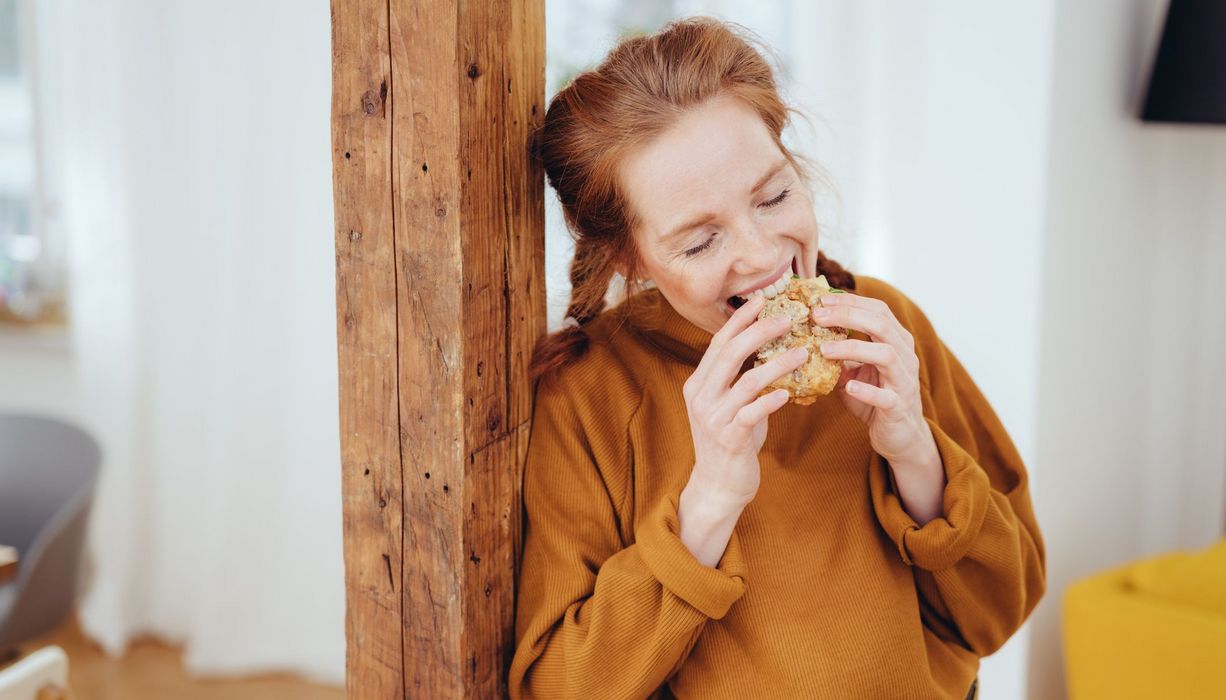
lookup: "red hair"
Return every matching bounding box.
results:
[529,17,855,380]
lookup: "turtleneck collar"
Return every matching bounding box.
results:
[617,288,720,368]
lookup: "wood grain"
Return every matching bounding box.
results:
[331,0,404,698]
[17,614,343,700]
[334,0,544,696]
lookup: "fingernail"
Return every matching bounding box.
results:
[820,342,832,355]
[792,347,809,360]
[812,307,830,318]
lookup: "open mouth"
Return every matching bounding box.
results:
[726,257,798,312]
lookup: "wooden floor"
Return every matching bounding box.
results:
[11,614,345,700]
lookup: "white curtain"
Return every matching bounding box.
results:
[35,0,344,684]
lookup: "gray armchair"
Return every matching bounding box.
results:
[0,414,101,657]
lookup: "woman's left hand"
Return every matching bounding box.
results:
[811,293,937,470]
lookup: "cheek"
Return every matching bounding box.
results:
[666,277,722,307]
[779,203,815,233]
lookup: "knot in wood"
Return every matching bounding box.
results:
[361,89,382,115]
[467,63,480,79]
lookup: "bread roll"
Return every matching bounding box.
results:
[755,275,847,405]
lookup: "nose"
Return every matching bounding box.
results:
[728,220,782,276]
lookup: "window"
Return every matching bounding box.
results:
[0,0,65,326]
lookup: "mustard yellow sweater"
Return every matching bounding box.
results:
[509,275,1045,699]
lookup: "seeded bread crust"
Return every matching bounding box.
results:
[755,275,847,405]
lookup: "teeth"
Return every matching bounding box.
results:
[735,268,793,302]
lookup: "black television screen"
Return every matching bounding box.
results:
[1141,0,1226,124]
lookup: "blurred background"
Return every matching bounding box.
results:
[1,0,1223,698]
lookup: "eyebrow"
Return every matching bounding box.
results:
[660,159,789,242]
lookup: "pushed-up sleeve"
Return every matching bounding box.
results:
[509,371,748,700]
[867,285,1046,657]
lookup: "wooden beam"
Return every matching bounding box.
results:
[332,0,545,697]
[331,0,402,696]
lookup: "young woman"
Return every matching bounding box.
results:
[510,17,1044,700]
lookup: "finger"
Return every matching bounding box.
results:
[731,388,791,431]
[721,346,809,419]
[703,314,794,396]
[816,291,882,310]
[819,293,916,349]
[712,294,768,349]
[812,303,908,351]
[819,339,910,387]
[690,295,767,392]
[843,379,905,414]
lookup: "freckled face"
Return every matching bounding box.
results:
[619,94,820,335]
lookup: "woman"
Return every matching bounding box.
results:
[510,17,1044,700]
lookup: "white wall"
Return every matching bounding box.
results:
[1026,0,1226,697]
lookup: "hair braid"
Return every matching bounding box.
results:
[563,238,614,326]
[530,238,619,380]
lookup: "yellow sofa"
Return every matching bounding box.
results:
[1063,538,1226,699]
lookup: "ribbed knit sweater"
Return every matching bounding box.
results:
[509,274,1046,699]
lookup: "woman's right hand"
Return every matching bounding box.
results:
[681,294,810,508]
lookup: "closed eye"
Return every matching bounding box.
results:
[683,236,715,257]
[762,188,790,207]
[680,189,791,258]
